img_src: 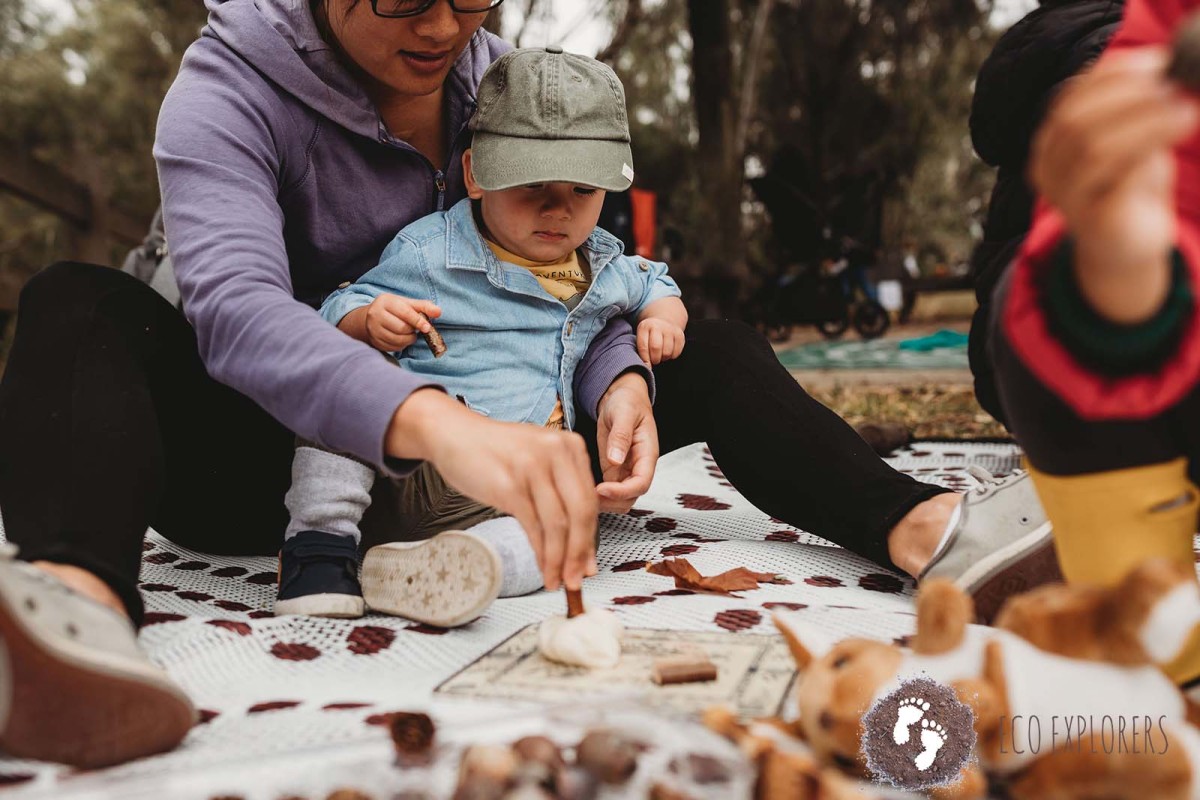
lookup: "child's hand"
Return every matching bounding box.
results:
[363,294,442,352]
[1030,48,1200,323]
[637,318,686,365]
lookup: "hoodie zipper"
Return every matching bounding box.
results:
[434,170,447,212]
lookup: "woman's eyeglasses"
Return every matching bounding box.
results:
[370,0,505,19]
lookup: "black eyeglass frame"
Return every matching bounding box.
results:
[368,0,505,19]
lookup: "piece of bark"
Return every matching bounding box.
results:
[652,655,718,685]
[646,558,790,596]
[1171,11,1200,91]
[326,791,374,800]
[418,313,447,357]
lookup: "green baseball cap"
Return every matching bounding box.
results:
[469,47,635,192]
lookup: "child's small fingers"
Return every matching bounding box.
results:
[410,300,443,321]
[650,329,664,364]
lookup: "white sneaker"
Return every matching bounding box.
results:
[0,545,196,767]
[919,468,1061,623]
[361,531,502,627]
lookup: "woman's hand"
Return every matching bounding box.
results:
[593,372,659,514]
[339,294,442,352]
[1030,48,1200,324]
[387,390,599,591]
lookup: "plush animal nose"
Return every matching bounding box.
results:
[819,710,836,730]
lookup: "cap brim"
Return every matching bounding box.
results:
[471,133,633,192]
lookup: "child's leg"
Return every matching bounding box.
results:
[284,441,376,544]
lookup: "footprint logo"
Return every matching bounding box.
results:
[914,719,947,771]
[892,697,929,744]
[861,677,974,791]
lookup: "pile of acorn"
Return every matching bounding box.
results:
[387,712,729,800]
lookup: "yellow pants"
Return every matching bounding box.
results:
[1027,458,1200,684]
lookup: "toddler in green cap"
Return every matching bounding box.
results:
[274,48,688,623]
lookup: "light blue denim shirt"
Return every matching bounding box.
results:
[321,198,681,431]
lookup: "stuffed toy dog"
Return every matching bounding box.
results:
[770,560,1200,800]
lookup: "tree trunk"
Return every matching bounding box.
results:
[687,0,745,290]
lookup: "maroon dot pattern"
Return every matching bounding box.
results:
[144,551,180,564]
[0,774,35,787]
[207,620,252,636]
[714,609,762,632]
[611,596,657,606]
[140,583,178,593]
[142,541,156,552]
[211,566,249,578]
[661,544,700,557]
[765,531,799,543]
[142,612,187,626]
[245,571,278,586]
[859,573,905,594]
[178,591,214,602]
[215,600,252,612]
[804,576,844,588]
[645,517,678,533]
[346,626,396,656]
[270,643,321,661]
[198,709,220,724]
[173,560,213,571]
[248,701,301,714]
[323,702,371,711]
[654,589,696,597]
[762,602,808,611]
[671,533,700,540]
[248,610,274,619]
[627,508,654,518]
[676,494,732,511]
[612,560,648,573]
[405,623,449,635]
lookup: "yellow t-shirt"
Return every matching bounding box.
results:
[484,238,592,429]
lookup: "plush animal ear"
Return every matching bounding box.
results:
[772,612,842,669]
[914,578,974,655]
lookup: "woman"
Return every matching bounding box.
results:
[0,0,1048,769]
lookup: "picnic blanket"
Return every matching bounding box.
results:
[0,442,1030,798]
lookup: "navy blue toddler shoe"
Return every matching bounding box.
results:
[274,531,365,618]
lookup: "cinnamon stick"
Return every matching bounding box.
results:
[566,588,585,619]
[651,656,718,686]
[418,313,447,358]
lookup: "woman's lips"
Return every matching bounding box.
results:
[399,50,451,74]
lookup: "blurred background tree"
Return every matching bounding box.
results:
[0,0,1011,322]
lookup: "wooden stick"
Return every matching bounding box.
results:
[566,588,585,618]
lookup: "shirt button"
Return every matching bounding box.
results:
[566,322,574,336]
[546,45,563,54]
[338,281,351,289]
[638,261,649,272]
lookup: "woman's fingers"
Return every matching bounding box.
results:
[552,434,599,589]
[529,459,571,591]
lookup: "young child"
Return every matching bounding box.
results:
[991,0,1200,693]
[273,47,687,622]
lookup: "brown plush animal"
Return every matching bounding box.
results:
[772,560,1200,800]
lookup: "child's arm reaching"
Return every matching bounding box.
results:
[636,296,688,366]
[337,294,442,354]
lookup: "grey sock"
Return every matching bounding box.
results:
[466,516,544,597]
[284,444,376,545]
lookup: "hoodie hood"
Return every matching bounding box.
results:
[202,0,489,142]
[971,0,1126,169]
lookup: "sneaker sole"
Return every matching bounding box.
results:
[0,570,196,768]
[274,593,365,619]
[956,521,1062,624]
[361,531,501,628]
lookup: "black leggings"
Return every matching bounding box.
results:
[0,263,947,622]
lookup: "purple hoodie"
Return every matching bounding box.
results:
[154,0,646,472]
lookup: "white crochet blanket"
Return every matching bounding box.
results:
[0,442,1028,798]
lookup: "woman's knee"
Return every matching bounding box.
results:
[19,261,140,315]
[684,318,773,360]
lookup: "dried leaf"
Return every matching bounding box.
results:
[646,558,791,596]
